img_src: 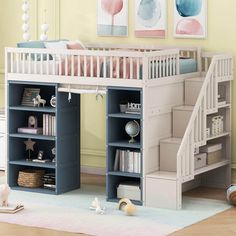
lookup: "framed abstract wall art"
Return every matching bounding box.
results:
[135,0,167,38]
[174,0,207,39]
[97,0,128,37]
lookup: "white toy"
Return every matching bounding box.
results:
[0,184,11,207]
[32,95,46,107]
[118,198,136,216]
[89,197,105,214]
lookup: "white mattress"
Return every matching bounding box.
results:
[12,61,60,75]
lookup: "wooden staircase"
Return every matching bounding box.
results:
[145,54,233,210]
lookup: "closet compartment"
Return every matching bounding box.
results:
[107,87,143,205]
[7,81,80,195]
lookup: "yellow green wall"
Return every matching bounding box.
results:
[1,0,236,176]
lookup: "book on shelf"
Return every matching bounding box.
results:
[21,88,40,107]
[114,149,141,174]
[44,183,56,190]
[43,114,56,136]
[0,204,24,214]
[17,127,43,134]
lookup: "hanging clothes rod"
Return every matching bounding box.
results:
[58,85,107,94]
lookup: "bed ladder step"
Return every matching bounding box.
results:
[172,105,194,138]
[185,77,204,106]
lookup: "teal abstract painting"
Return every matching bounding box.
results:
[174,0,207,38]
[135,0,167,38]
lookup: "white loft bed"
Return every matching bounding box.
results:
[5,44,233,209]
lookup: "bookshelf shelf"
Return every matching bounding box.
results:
[9,106,56,113]
[9,160,56,169]
[107,87,143,205]
[108,171,141,178]
[10,133,56,141]
[11,186,56,195]
[108,113,141,119]
[107,198,142,206]
[108,141,141,149]
[8,81,80,195]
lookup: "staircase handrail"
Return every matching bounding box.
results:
[176,54,233,179]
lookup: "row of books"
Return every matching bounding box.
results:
[43,114,56,136]
[43,173,56,190]
[114,149,141,174]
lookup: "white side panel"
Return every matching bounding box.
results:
[145,177,178,210]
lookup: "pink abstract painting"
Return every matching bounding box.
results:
[135,0,167,38]
[174,0,207,38]
[97,0,128,37]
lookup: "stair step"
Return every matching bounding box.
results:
[185,77,204,106]
[160,137,182,172]
[172,105,194,138]
[146,171,177,180]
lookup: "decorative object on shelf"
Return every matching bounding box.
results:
[51,147,56,163]
[227,184,236,205]
[40,8,49,41]
[28,116,37,128]
[125,120,140,143]
[32,150,51,163]
[0,184,10,207]
[50,95,56,107]
[37,150,44,160]
[24,138,36,161]
[174,0,207,39]
[17,169,45,188]
[126,103,141,114]
[22,0,30,41]
[118,198,136,216]
[21,88,40,107]
[206,127,210,138]
[135,0,167,38]
[32,95,46,107]
[89,197,106,214]
[97,0,128,36]
[18,116,43,134]
[208,115,224,136]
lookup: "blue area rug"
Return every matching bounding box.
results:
[0,178,231,236]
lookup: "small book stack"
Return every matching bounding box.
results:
[114,149,141,174]
[43,173,56,190]
[18,127,43,134]
[0,204,24,214]
[43,114,56,136]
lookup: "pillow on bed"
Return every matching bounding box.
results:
[44,41,68,60]
[17,40,68,61]
[67,40,86,50]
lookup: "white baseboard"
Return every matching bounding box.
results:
[81,165,106,175]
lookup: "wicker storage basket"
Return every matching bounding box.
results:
[18,169,45,188]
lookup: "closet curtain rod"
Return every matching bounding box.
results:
[58,87,107,95]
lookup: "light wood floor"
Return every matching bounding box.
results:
[0,171,235,236]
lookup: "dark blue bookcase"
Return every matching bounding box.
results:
[7,81,80,194]
[106,87,143,205]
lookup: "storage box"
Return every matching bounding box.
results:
[194,153,207,169]
[117,182,141,201]
[200,143,222,165]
